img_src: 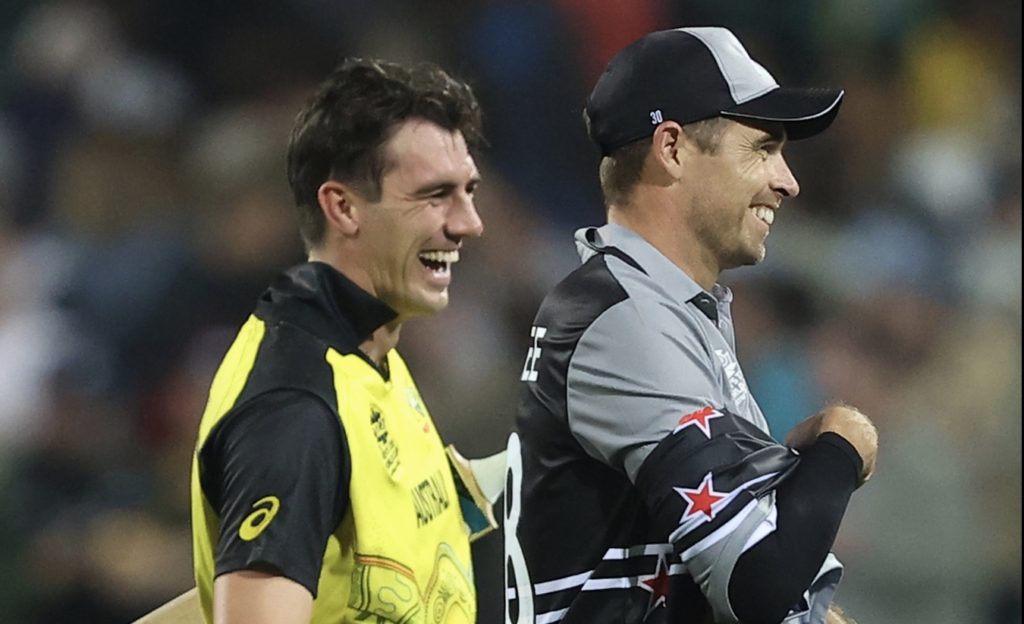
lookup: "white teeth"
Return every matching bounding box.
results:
[418,250,460,264]
[752,206,775,226]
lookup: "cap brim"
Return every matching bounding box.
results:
[721,87,844,140]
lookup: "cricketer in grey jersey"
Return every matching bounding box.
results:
[507,225,852,624]
[505,26,877,624]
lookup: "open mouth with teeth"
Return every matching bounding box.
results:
[418,249,460,275]
[751,206,775,226]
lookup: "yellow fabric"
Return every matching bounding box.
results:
[191,315,475,624]
[191,315,266,621]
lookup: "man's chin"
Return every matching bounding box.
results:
[722,248,765,270]
[742,242,768,266]
[410,292,450,317]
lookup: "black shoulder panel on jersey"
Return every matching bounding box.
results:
[578,227,648,275]
[239,318,339,413]
[526,253,631,419]
[197,317,343,506]
[537,253,631,328]
[513,253,651,604]
[198,317,340,504]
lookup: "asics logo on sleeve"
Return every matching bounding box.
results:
[239,495,281,541]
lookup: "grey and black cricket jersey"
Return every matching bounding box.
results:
[506,224,843,624]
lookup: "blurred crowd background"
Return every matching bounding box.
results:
[0,0,1019,622]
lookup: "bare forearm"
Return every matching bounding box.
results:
[214,570,313,624]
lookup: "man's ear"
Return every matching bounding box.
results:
[651,121,687,180]
[317,180,363,236]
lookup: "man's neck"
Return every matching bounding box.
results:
[308,248,402,368]
[608,190,720,291]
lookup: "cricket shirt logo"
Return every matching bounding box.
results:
[673,406,724,438]
[238,495,281,541]
[639,553,671,618]
[370,407,401,478]
[405,387,432,434]
[674,473,727,523]
[714,348,750,410]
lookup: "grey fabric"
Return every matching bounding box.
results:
[684,493,776,623]
[782,553,845,624]
[568,225,769,481]
[681,27,779,105]
[567,294,722,479]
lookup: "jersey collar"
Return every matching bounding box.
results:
[575,223,733,320]
[256,261,398,351]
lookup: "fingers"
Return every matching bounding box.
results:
[787,405,879,488]
[784,412,823,449]
[818,404,878,488]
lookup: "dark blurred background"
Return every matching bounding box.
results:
[0,1,1019,623]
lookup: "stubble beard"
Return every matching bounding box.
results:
[693,204,763,272]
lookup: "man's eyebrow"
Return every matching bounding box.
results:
[411,175,482,197]
[412,181,457,197]
[752,130,786,150]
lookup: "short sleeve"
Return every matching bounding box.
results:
[198,389,350,596]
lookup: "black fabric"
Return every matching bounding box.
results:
[688,293,719,324]
[200,389,349,597]
[256,262,396,361]
[583,228,647,274]
[722,87,844,141]
[512,253,659,623]
[728,433,862,623]
[586,29,735,154]
[634,407,800,555]
[585,28,844,155]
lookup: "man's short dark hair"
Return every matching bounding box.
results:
[287,58,484,250]
[589,115,728,207]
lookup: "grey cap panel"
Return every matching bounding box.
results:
[682,27,778,105]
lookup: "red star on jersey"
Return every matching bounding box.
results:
[639,553,671,618]
[674,473,727,522]
[672,406,723,438]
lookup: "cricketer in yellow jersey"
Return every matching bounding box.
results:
[185,57,497,624]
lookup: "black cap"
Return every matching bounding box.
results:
[585,27,844,156]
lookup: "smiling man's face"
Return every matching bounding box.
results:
[682,119,800,271]
[354,118,483,320]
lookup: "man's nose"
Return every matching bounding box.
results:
[771,154,800,198]
[446,193,484,239]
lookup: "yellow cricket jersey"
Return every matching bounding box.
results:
[190,262,476,623]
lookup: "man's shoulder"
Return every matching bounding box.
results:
[537,252,696,338]
[229,315,342,413]
[536,253,631,328]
